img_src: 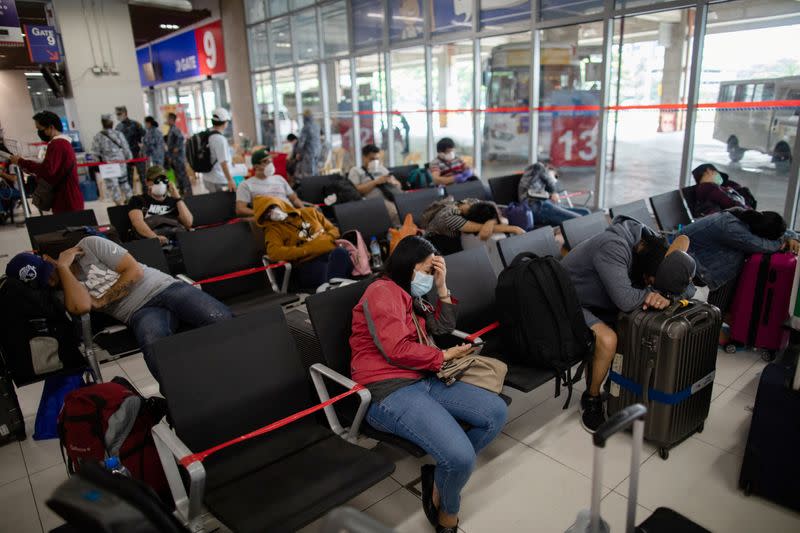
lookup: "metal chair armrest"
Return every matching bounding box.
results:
[262,255,292,293]
[176,274,202,290]
[309,363,371,443]
[152,422,206,528]
[78,314,103,383]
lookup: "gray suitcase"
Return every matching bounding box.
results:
[606,300,721,460]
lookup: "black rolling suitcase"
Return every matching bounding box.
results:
[567,404,710,533]
[738,354,800,512]
[0,363,26,445]
[607,300,721,460]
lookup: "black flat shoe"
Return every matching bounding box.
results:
[420,464,438,527]
[435,521,458,533]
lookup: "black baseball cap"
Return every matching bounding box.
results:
[692,163,728,184]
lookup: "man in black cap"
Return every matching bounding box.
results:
[115,106,146,191]
[691,163,756,217]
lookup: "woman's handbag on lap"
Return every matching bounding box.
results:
[437,355,507,394]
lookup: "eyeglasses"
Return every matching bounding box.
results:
[153,177,169,185]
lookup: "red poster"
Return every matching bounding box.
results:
[194,20,226,76]
[550,115,598,167]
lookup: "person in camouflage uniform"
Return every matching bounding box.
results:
[91,114,133,205]
[115,106,146,189]
[165,112,193,197]
[143,116,165,167]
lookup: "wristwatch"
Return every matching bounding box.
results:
[438,290,451,300]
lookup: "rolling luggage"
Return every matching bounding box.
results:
[567,404,710,533]
[728,252,796,355]
[33,225,121,259]
[607,300,721,460]
[738,353,800,512]
[0,364,26,446]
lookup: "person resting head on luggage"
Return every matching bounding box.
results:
[350,235,507,533]
[561,216,697,432]
[429,137,473,186]
[127,166,193,245]
[518,162,591,226]
[235,150,303,218]
[422,197,525,253]
[253,195,353,291]
[692,163,757,217]
[9,239,233,382]
[681,208,800,294]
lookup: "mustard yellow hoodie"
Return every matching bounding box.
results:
[253,195,339,262]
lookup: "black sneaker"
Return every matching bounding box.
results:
[580,390,607,411]
[581,394,606,433]
[420,464,438,527]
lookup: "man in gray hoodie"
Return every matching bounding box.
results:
[562,216,696,432]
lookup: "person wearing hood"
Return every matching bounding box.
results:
[562,216,697,432]
[691,163,756,216]
[518,162,590,226]
[236,150,302,217]
[7,111,83,213]
[293,110,321,179]
[348,144,403,224]
[253,196,353,290]
[91,114,133,205]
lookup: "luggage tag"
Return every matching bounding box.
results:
[610,353,623,397]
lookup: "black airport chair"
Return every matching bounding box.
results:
[122,238,170,274]
[497,226,561,267]
[295,173,342,204]
[681,185,701,219]
[609,199,659,231]
[649,190,693,232]
[387,164,418,185]
[445,179,491,202]
[560,211,609,250]
[150,308,395,533]
[176,221,296,314]
[107,205,135,242]
[25,209,98,248]
[488,174,523,206]
[333,197,394,241]
[183,191,236,228]
[393,187,444,226]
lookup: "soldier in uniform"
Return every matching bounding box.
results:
[165,112,192,197]
[91,114,133,205]
[115,106,146,190]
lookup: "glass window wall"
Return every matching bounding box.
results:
[432,41,474,167]
[248,22,269,71]
[270,18,292,65]
[353,0,383,49]
[390,0,423,42]
[246,0,266,24]
[356,54,388,152]
[326,58,357,170]
[539,0,603,21]
[431,2,473,35]
[321,1,349,56]
[269,0,289,17]
[254,71,276,148]
[293,10,320,62]
[275,67,299,141]
[480,1,530,31]
[390,47,427,165]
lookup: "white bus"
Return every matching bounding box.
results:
[712,76,799,171]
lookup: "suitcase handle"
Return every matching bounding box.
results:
[689,310,712,328]
[593,403,647,448]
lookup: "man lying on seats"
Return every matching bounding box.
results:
[128,166,193,244]
[561,216,697,432]
[18,236,232,380]
[351,236,507,533]
[421,196,525,255]
[682,208,800,298]
[235,149,303,218]
[518,162,590,226]
[253,195,352,291]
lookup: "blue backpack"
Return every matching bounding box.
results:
[504,202,534,231]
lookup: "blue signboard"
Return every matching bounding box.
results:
[432,1,472,35]
[0,0,23,44]
[24,25,61,63]
[352,0,383,49]
[389,0,423,42]
[480,1,531,28]
[152,30,201,83]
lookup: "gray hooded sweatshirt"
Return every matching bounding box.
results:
[561,217,652,315]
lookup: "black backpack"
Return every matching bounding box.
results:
[185,129,221,173]
[495,252,593,408]
[322,177,362,205]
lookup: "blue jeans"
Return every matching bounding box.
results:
[130,282,233,380]
[295,247,353,290]
[366,377,507,515]
[531,199,591,226]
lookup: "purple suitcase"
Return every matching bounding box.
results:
[728,253,796,353]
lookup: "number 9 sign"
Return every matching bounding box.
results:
[195,20,226,76]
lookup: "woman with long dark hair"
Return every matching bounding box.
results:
[350,236,507,533]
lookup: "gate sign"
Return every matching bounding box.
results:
[24,25,60,63]
[136,19,226,87]
[0,0,23,45]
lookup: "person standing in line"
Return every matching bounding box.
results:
[115,106,146,190]
[8,111,83,213]
[165,112,192,197]
[293,110,321,180]
[202,108,235,193]
[142,116,165,167]
[91,114,133,205]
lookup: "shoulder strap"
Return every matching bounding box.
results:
[101,131,125,151]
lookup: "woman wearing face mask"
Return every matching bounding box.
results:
[429,137,473,186]
[252,195,353,290]
[350,236,508,533]
[8,111,83,213]
[347,143,402,224]
[128,166,193,244]
[236,150,303,217]
[692,163,757,217]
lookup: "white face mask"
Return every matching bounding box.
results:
[150,183,167,197]
[442,151,456,161]
[269,208,288,222]
[547,169,558,181]
[367,159,381,173]
[263,163,275,177]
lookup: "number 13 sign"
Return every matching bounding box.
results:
[550,115,598,167]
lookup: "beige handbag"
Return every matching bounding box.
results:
[437,355,508,394]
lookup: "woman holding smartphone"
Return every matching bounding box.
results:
[350,236,508,533]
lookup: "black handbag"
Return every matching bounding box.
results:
[31,163,75,212]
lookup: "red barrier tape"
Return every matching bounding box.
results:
[465,321,500,343]
[192,262,287,286]
[77,157,148,168]
[179,383,365,467]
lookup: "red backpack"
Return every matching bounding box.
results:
[57,376,170,503]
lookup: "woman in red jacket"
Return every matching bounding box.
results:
[350,236,507,533]
[10,111,83,213]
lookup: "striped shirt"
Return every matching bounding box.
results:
[429,156,467,177]
[424,198,478,238]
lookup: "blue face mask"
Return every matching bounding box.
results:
[410,270,434,297]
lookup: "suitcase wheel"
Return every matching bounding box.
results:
[742,480,752,496]
[724,344,737,354]
[761,351,776,362]
[696,422,704,434]
[658,447,669,461]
